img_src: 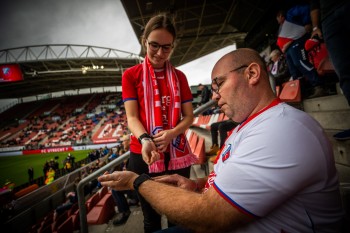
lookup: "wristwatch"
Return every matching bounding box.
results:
[138,133,152,144]
[133,173,151,191]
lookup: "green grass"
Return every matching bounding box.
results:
[0,150,90,188]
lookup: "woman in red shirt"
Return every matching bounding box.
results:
[122,13,195,233]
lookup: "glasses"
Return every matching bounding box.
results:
[147,40,174,53]
[211,65,248,94]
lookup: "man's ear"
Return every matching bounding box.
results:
[247,63,260,85]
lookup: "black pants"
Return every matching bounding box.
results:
[128,151,191,233]
[210,120,237,148]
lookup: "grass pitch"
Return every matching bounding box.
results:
[0,150,90,188]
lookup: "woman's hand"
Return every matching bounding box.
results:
[98,171,138,191]
[152,129,175,152]
[141,139,160,165]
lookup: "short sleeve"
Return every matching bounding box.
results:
[176,69,193,103]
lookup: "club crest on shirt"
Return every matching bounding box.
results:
[173,134,186,152]
[221,144,232,162]
[152,126,163,135]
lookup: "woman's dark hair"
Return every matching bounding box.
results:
[141,13,176,52]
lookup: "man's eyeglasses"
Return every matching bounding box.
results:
[211,65,248,94]
[147,40,174,53]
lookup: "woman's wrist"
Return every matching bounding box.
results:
[141,137,153,145]
[138,133,152,144]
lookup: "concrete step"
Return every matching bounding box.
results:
[303,94,349,112]
[337,163,350,184]
[303,94,350,130]
[307,110,350,130]
[327,130,350,167]
[88,206,144,233]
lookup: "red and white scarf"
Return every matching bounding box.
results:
[142,56,195,173]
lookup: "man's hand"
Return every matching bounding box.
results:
[311,28,323,40]
[98,171,138,191]
[153,174,197,191]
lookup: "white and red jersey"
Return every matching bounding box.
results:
[206,101,344,232]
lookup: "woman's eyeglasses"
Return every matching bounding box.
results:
[147,40,174,53]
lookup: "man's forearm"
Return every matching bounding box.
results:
[137,179,210,231]
[136,178,249,233]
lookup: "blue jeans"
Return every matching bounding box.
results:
[322,1,350,105]
[285,35,322,87]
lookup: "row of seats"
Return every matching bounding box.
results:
[29,203,80,233]
[192,112,228,130]
[86,186,115,225]
[187,129,206,165]
[28,186,113,233]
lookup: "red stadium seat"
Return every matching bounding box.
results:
[52,210,68,232]
[86,193,115,225]
[194,137,206,165]
[99,186,108,199]
[279,80,301,103]
[85,193,101,212]
[55,216,74,233]
[189,133,198,152]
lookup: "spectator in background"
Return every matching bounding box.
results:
[28,167,34,184]
[198,83,213,115]
[197,83,211,106]
[43,160,49,178]
[310,0,350,141]
[267,49,290,93]
[276,5,325,98]
[110,134,138,226]
[66,153,75,164]
[121,13,195,233]
[54,177,81,217]
[206,119,237,158]
[44,168,55,185]
[108,147,118,162]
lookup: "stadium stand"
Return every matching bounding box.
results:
[0,93,127,150]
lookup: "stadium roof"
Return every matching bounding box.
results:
[121,0,280,66]
[0,45,143,99]
[0,0,281,99]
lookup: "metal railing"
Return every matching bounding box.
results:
[76,99,216,233]
[77,153,129,233]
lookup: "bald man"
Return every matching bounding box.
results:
[99,48,344,233]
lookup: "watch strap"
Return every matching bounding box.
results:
[133,173,151,191]
[138,133,152,144]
